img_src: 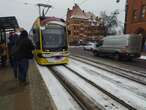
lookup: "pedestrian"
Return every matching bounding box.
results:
[12,29,34,85]
[8,32,19,79]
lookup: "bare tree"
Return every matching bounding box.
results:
[116,0,120,3]
[100,10,119,36]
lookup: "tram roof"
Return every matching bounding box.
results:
[40,16,65,25]
[0,16,19,30]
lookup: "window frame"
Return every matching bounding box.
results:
[133,9,138,20]
[140,5,146,19]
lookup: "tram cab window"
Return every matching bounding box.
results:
[42,25,67,51]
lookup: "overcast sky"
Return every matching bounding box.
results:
[0,0,126,31]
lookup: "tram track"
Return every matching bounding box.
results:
[36,61,146,110]
[63,66,136,110]
[52,66,129,110]
[64,63,146,110]
[49,68,91,110]
[71,55,146,77]
[37,63,107,110]
[36,64,83,110]
[69,58,146,98]
[70,55,146,85]
[123,59,146,70]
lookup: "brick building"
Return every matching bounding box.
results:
[66,4,104,45]
[125,0,146,50]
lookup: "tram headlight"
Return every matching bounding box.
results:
[37,53,51,58]
[38,52,69,58]
[42,54,51,58]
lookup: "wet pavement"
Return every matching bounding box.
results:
[0,65,32,110]
[0,61,52,110]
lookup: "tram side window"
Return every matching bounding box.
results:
[33,29,40,49]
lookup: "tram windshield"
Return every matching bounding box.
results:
[42,24,67,51]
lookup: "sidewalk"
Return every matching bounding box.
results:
[0,61,53,110]
[0,65,32,110]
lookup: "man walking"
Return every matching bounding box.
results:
[13,29,34,85]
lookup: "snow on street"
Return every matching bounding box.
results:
[53,66,128,110]
[66,59,146,110]
[70,58,146,98]
[36,57,146,110]
[36,64,82,110]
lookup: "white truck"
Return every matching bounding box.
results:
[93,34,143,60]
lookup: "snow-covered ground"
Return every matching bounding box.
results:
[35,56,146,110]
[54,66,128,110]
[66,59,146,110]
[36,64,82,110]
[70,58,146,98]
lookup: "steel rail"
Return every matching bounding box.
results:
[49,67,89,110]
[36,64,83,110]
[70,55,146,85]
[72,55,146,77]
[50,67,105,110]
[63,65,136,110]
[123,59,146,70]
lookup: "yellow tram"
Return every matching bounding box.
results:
[29,17,69,65]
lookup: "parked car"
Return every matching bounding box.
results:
[93,34,143,60]
[83,42,97,51]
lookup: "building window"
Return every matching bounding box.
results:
[133,10,137,20]
[141,5,146,18]
[74,26,76,30]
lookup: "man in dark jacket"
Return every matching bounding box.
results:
[8,32,18,78]
[13,29,34,85]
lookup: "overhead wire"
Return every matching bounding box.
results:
[18,0,89,18]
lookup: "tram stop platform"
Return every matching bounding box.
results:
[0,60,52,110]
